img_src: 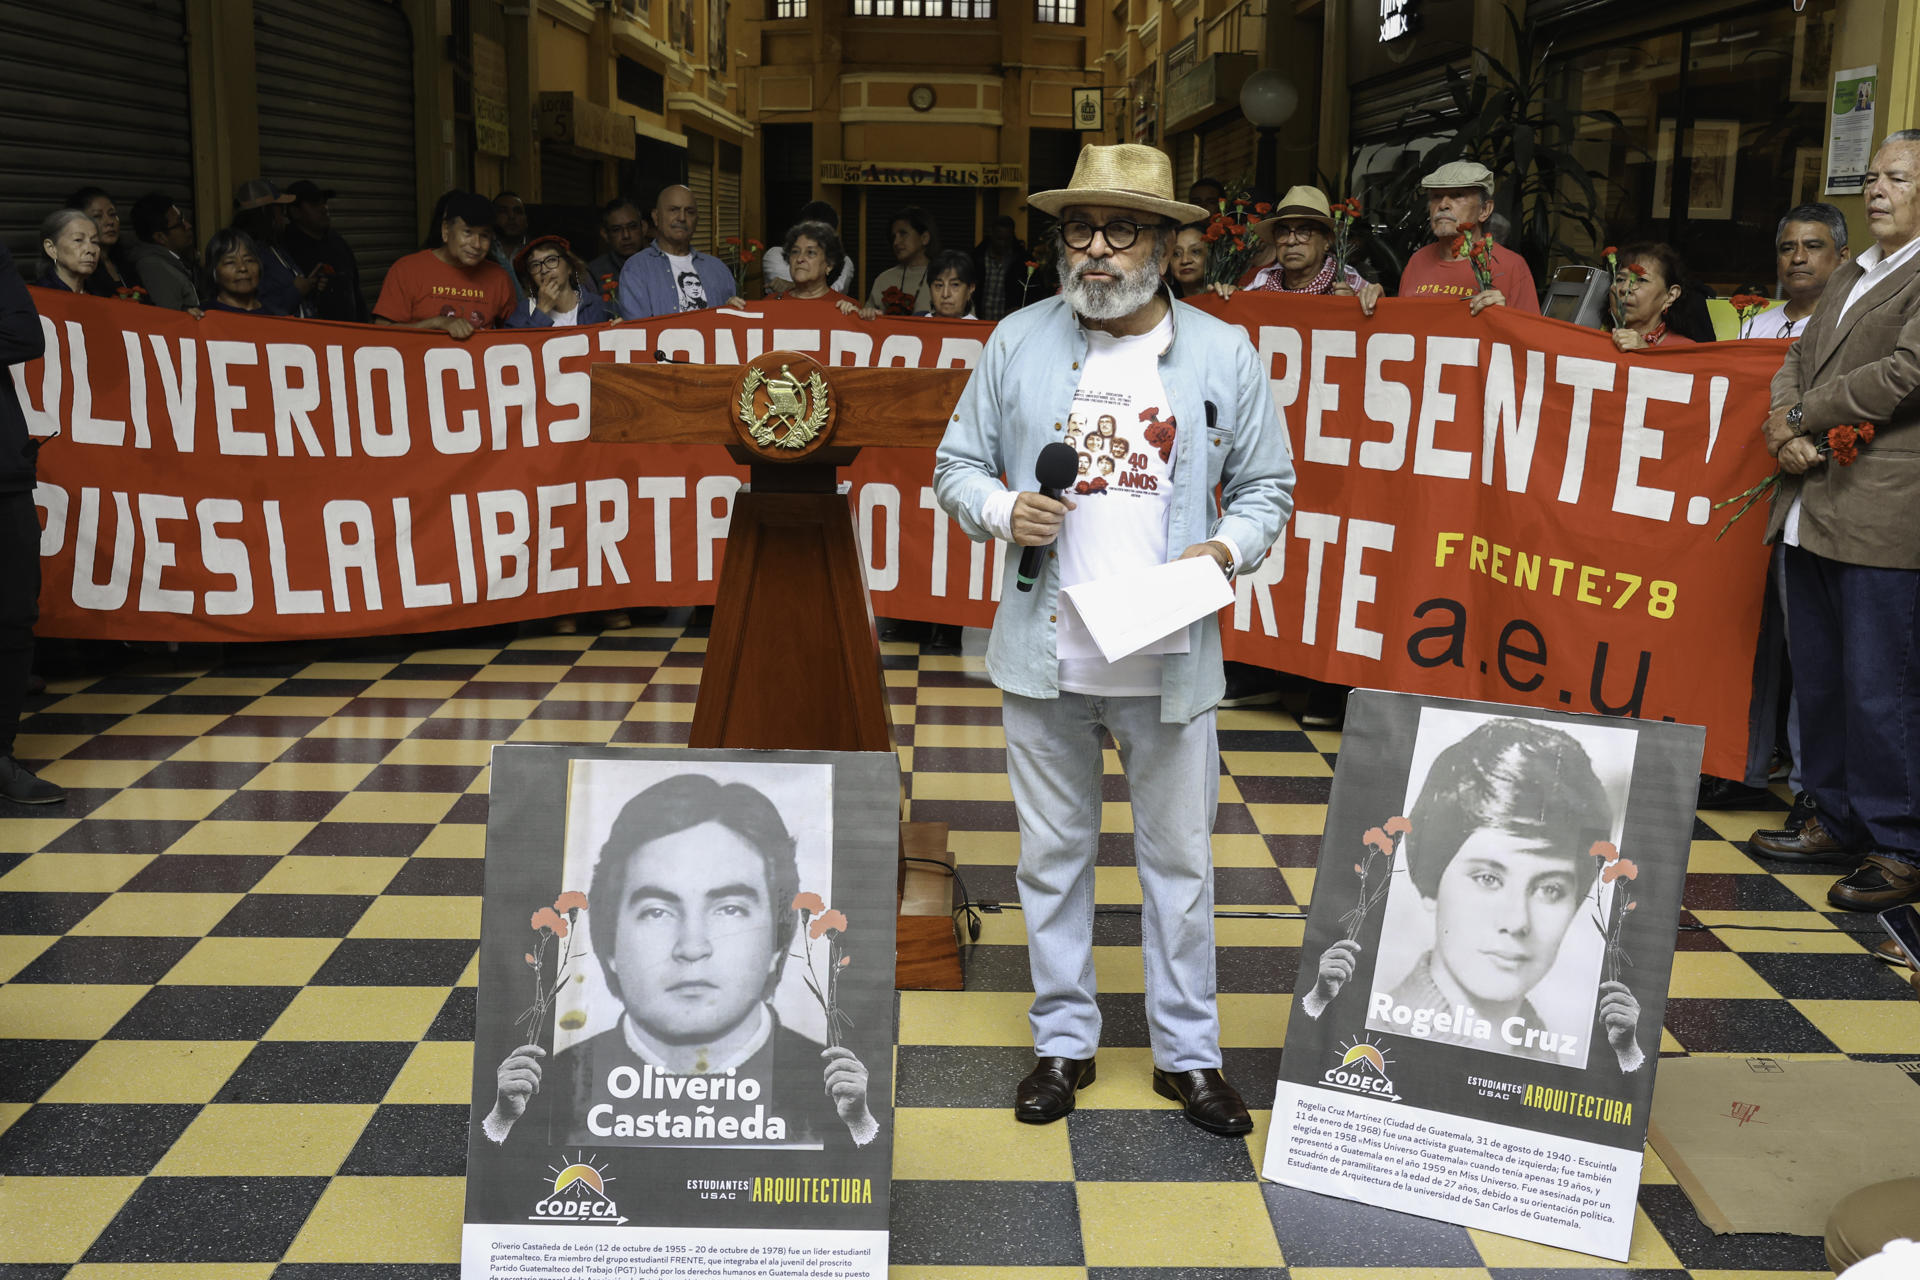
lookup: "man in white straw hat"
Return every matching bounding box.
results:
[1399,159,1539,315]
[934,143,1295,1136]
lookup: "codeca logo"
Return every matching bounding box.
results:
[530,1153,627,1224]
[1322,1036,1401,1102]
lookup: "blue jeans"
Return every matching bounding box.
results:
[1001,690,1222,1070]
[1782,546,1920,864]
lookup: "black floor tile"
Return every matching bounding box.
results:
[388,663,484,681]
[287,823,431,859]
[269,678,376,698]
[1091,992,1150,1047]
[83,1176,329,1263]
[957,945,1032,993]
[0,1039,93,1102]
[1232,774,1334,804]
[277,737,403,764]
[215,1041,414,1104]
[1068,1108,1256,1181]
[441,793,489,824]
[1263,835,1324,868]
[1262,1182,1483,1267]
[107,985,301,1041]
[1218,729,1313,753]
[309,938,476,987]
[1682,873,1818,913]
[274,1266,462,1279]
[1661,997,1841,1054]
[1090,1271,1285,1280]
[120,854,279,894]
[888,1180,1084,1266]
[130,759,267,789]
[1219,1047,1283,1109]
[1218,946,1297,994]
[895,1046,1042,1109]
[0,1102,200,1175]
[337,1104,471,1175]
[0,1264,74,1279]
[1092,912,1144,947]
[382,858,485,897]
[408,717,522,741]
[206,715,328,737]
[0,892,110,935]
[1740,950,1919,1000]
[211,894,374,938]
[1214,867,1293,905]
[423,987,476,1041]
[207,790,346,823]
[12,935,199,985]
[1636,1183,1830,1270]
[39,819,199,855]
[354,764,482,793]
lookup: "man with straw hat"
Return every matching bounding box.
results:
[934,143,1295,1136]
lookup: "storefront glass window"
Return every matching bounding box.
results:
[1553,0,1835,293]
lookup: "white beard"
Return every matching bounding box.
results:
[1061,251,1163,321]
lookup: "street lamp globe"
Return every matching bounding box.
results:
[1239,69,1299,129]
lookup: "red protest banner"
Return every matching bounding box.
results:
[16,289,1782,775]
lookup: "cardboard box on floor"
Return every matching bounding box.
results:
[1647,1057,1920,1237]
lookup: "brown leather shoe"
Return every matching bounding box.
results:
[1749,814,1855,864]
[1015,1056,1095,1124]
[1871,937,1914,968]
[1828,854,1920,912]
[1152,1067,1253,1136]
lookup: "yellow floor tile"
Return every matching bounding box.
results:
[244,760,377,791]
[155,1102,375,1175]
[1072,1047,1163,1110]
[1091,946,1145,994]
[1774,873,1849,913]
[382,737,496,767]
[892,1106,1075,1180]
[0,984,148,1040]
[1281,867,1318,903]
[647,665,702,685]
[103,713,231,738]
[174,676,281,696]
[1792,998,1920,1053]
[0,935,54,981]
[1219,993,1291,1047]
[472,663,572,683]
[1665,951,1781,1000]
[0,1101,27,1138]
[466,766,490,792]
[349,895,481,939]
[11,733,91,760]
[41,692,160,716]
[507,718,621,743]
[250,855,402,895]
[281,1177,464,1263]
[913,686,1001,707]
[898,990,1031,1046]
[1469,1202,1683,1268]
[1098,801,1132,833]
[914,771,1013,802]
[1687,839,1766,874]
[296,661,397,680]
[1641,1143,1677,1185]
[383,1041,475,1104]
[70,892,242,937]
[360,678,466,698]
[166,819,314,857]
[573,648,665,667]
[1092,866,1143,905]
[41,1041,254,1104]
[308,715,425,740]
[432,697,540,720]
[84,788,230,822]
[623,700,695,722]
[0,852,153,892]
[455,951,479,986]
[551,679,650,702]
[1214,916,1307,947]
[1218,707,1295,731]
[1212,832,1279,867]
[235,695,352,718]
[35,758,157,790]
[1290,1271,1490,1280]
[912,723,1005,749]
[1247,803,1332,836]
[0,816,77,852]
[265,986,449,1041]
[412,824,487,859]
[972,916,1028,946]
[1077,1182,1283,1267]
[159,936,340,985]
[949,830,1021,864]
[0,1176,143,1263]
[323,790,459,824]
[1703,914,1865,954]
[165,735,299,763]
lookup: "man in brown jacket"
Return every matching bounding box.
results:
[1750,129,1920,911]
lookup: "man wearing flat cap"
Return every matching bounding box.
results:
[1398,160,1539,315]
[934,143,1295,1136]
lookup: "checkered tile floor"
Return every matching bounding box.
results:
[2,613,1912,1278]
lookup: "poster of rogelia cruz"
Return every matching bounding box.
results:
[1263,690,1702,1261]
[461,746,900,1280]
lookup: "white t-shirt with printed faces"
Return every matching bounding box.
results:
[668,253,708,312]
[1055,312,1187,697]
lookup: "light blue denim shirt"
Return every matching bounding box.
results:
[617,243,740,319]
[933,291,1296,723]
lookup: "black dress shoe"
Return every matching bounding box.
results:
[1749,814,1855,864]
[1829,855,1920,912]
[1151,1067,1253,1136]
[0,756,65,805]
[1785,791,1817,832]
[1698,775,1774,810]
[1015,1056,1095,1124]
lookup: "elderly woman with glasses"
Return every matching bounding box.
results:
[506,235,620,328]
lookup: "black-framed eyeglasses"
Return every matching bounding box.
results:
[527,255,566,272]
[1061,218,1160,251]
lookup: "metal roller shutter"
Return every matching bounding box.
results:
[1201,115,1256,193]
[539,143,600,208]
[0,0,193,261]
[862,187,978,294]
[254,0,417,301]
[714,142,742,273]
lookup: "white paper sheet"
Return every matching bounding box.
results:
[1061,555,1234,664]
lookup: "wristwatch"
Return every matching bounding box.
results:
[1786,403,1804,433]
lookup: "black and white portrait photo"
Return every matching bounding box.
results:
[1306,708,1647,1073]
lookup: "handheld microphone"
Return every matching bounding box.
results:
[1016,442,1081,593]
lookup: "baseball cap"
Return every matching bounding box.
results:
[234,179,295,210]
[285,180,336,203]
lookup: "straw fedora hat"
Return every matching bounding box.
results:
[1029,144,1211,224]
[1252,185,1336,236]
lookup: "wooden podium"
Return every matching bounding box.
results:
[591,351,974,989]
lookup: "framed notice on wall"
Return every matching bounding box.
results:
[1826,66,1878,194]
[461,746,900,1280]
[1071,86,1105,133]
[1262,691,1702,1262]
